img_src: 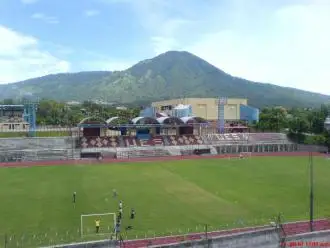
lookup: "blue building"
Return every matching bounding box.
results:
[139,106,156,118]
[240,105,259,123]
[173,104,193,118]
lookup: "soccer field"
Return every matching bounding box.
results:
[1,156,330,247]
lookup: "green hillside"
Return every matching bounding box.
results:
[0,51,329,108]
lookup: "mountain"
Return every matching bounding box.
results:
[0,51,329,108]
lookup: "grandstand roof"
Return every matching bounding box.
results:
[106,117,118,124]
[157,116,184,125]
[78,117,107,125]
[181,116,207,124]
[106,116,133,125]
[132,117,159,125]
[155,112,168,118]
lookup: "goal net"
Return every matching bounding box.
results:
[326,153,330,160]
[80,212,116,238]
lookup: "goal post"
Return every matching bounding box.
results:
[228,152,252,160]
[240,152,252,158]
[80,212,116,238]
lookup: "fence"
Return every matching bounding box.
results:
[2,219,329,248]
[0,143,302,164]
[0,217,284,248]
[0,149,72,162]
[112,143,298,159]
[214,143,298,154]
[0,127,78,138]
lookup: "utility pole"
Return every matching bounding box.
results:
[309,151,314,232]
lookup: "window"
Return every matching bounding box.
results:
[160,105,172,110]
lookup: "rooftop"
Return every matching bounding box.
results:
[0,105,25,110]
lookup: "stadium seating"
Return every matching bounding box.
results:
[137,135,164,146]
[164,135,205,146]
[202,133,291,144]
[247,133,290,144]
[122,136,140,147]
[118,148,171,158]
[80,133,292,149]
[204,133,249,143]
[122,136,166,147]
[80,136,121,148]
[80,135,208,148]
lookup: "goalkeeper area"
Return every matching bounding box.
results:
[81,213,116,238]
[1,155,330,247]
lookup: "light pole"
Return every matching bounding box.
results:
[311,116,330,232]
[324,117,330,132]
[309,116,330,232]
[309,151,314,232]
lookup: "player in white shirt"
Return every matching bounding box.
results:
[119,200,123,210]
[113,189,117,198]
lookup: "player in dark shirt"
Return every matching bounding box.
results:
[73,192,76,203]
[130,208,135,219]
[118,210,122,220]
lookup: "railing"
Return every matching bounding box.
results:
[1,219,329,248]
[0,143,302,164]
[0,127,78,138]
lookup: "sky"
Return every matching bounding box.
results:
[0,0,329,94]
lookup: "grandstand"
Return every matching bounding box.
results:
[0,104,29,131]
[76,113,296,160]
[0,99,300,163]
[0,101,298,162]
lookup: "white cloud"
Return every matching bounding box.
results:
[150,36,179,55]
[83,60,134,71]
[84,10,100,17]
[31,13,59,24]
[123,0,330,94]
[184,2,330,94]
[20,0,38,4]
[0,25,70,84]
[78,50,136,71]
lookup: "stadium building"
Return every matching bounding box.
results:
[0,105,29,131]
[151,98,259,123]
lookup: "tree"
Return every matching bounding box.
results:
[34,99,141,126]
[256,107,287,132]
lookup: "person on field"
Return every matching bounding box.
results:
[72,192,76,203]
[130,208,135,219]
[115,221,121,239]
[118,209,122,220]
[119,200,122,209]
[95,219,100,233]
[113,189,117,198]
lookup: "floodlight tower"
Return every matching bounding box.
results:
[22,94,39,137]
[309,116,330,232]
[324,116,330,132]
[217,97,227,133]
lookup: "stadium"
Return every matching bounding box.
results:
[1,97,330,248]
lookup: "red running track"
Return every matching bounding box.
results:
[0,151,323,168]
[0,151,328,247]
[122,219,330,248]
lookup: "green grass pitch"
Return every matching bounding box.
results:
[1,156,330,247]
